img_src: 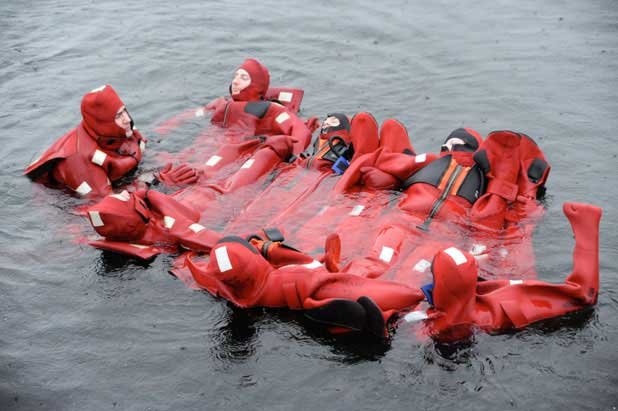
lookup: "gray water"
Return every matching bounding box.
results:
[1,1,617,410]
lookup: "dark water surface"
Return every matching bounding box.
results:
[2,1,617,410]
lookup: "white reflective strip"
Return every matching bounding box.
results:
[89,211,104,227]
[379,246,394,263]
[510,279,523,285]
[275,112,290,124]
[106,177,111,186]
[349,205,365,216]
[215,246,232,272]
[139,140,146,152]
[75,181,92,196]
[189,223,205,233]
[241,159,254,169]
[317,205,329,216]
[302,260,322,269]
[91,150,107,166]
[205,155,222,167]
[130,243,149,249]
[403,310,429,323]
[469,243,487,256]
[163,216,176,229]
[195,108,205,117]
[90,85,106,93]
[499,248,509,258]
[278,91,293,103]
[415,153,427,163]
[444,247,467,266]
[110,190,130,201]
[413,259,431,272]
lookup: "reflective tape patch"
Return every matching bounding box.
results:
[89,211,104,227]
[90,85,106,93]
[275,112,290,124]
[215,246,232,272]
[278,91,293,103]
[75,181,92,196]
[444,247,467,265]
[379,246,395,263]
[195,108,205,117]
[189,223,205,233]
[509,279,523,285]
[130,243,148,249]
[110,190,130,201]
[349,205,365,216]
[469,243,487,255]
[403,310,429,323]
[415,153,427,163]
[163,216,176,229]
[205,155,222,167]
[241,159,254,169]
[302,260,322,269]
[413,259,431,272]
[91,149,107,166]
[139,140,146,152]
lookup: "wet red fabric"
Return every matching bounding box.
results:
[80,85,128,141]
[185,237,424,327]
[25,85,145,198]
[87,190,221,259]
[25,124,145,198]
[424,202,601,341]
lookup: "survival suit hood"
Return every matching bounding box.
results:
[440,128,483,166]
[81,85,134,147]
[308,113,352,171]
[230,58,270,102]
[87,190,150,241]
[193,237,272,307]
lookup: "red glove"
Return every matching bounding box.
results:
[304,116,321,133]
[205,97,228,111]
[157,163,199,187]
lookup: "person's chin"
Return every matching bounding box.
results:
[125,129,133,137]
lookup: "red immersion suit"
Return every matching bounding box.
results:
[183,233,424,337]
[160,59,312,182]
[334,129,551,283]
[416,202,601,341]
[87,189,221,259]
[25,85,146,198]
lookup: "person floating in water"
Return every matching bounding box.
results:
[24,84,197,199]
[194,58,313,177]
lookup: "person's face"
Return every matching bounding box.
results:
[231,69,251,95]
[441,137,465,152]
[321,116,341,133]
[114,105,132,134]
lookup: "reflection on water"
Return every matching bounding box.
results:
[96,250,153,275]
[210,305,261,366]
